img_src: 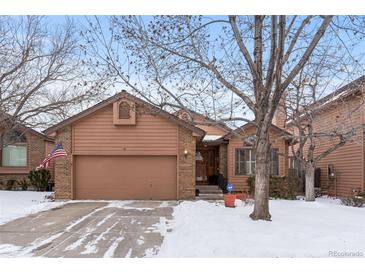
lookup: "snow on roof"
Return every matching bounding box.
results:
[202,135,222,142]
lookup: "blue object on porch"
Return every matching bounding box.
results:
[226,183,233,193]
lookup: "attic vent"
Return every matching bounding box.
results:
[113,99,136,125]
[119,101,131,119]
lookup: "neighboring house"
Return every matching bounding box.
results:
[0,121,54,185]
[45,91,291,200]
[287,75,365,197]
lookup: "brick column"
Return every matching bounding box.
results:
[177,126,196,199]
[54,126,72,199]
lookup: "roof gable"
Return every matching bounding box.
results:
[44,91,205,137]
[286,74,365,127]
[175,109,232,134]
[223,123,292,141]
[0,111,53,141]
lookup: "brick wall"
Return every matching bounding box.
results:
[177,126,196,199]
[272,97,287,129]
[54,125,73,199]
[219,143,228,177]
[28,133,46,170]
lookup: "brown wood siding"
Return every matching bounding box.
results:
[73,104,178,155]
[193,114,228,136]
[227,126,288,191]
[196,124,227,136]
[309,96,364,197]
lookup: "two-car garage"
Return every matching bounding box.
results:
[74,155,177,200]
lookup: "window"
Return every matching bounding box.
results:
[2,144,27,167]
[119,101,131,119]
[270,149,279,176]
[1,130,27,167]
[288,157,300,176]
[328,164,334,177]
[235,148,279,176]
[235,148,255,175]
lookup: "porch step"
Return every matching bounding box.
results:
[197,188,222,194]
[196,185,221,191]
[196,193,224,200]
[196,185,223,200]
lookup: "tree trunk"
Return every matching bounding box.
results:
[250,129,271,221]
[305,164,315,201]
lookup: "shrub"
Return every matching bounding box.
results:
[247,176,301,200]
[6,179,16,190]
[341,192,365,207]
[341,197,364,207]
[19,179,28,191]
[28,168,51,191]
[247,176,255,196]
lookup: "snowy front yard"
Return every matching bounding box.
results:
[0,191,65,225]
[156,198,365,257]
[1,190,364,258]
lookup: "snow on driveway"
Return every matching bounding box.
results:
[156,198,365,257]
[0,191,65,225]
[0,200,175,258]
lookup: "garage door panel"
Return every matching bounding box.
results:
[75,155,177,200]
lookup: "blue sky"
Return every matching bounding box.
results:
[44,16,365,117]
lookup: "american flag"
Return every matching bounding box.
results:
[38,143,67,169]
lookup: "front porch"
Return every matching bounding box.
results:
[194,137,228,199]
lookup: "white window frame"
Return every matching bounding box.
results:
[236,148,255,175]
[2,143,28,167]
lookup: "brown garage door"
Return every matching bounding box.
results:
[75,155,177,200]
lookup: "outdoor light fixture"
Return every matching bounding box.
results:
[196,151,203,161]
[184,149,188,156]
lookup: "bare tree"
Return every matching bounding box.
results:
[285,19,365,201]
[0,16,108,144]
[82,15,365,220]
[287,72,363,201]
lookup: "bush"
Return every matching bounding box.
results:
[19,179,28,191]
[247,176,255,196]
[341,192,365,207]
[28,168,51,191]
[6,179,16,190]
[341,197,364,207]
[247,176,301,200]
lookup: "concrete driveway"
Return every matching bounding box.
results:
[0,201,176,258]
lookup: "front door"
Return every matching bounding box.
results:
[196,146,219,185]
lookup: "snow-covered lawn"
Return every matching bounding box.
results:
[0,190,65,225]
[156,198,365,257]
[1,191,364,258]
